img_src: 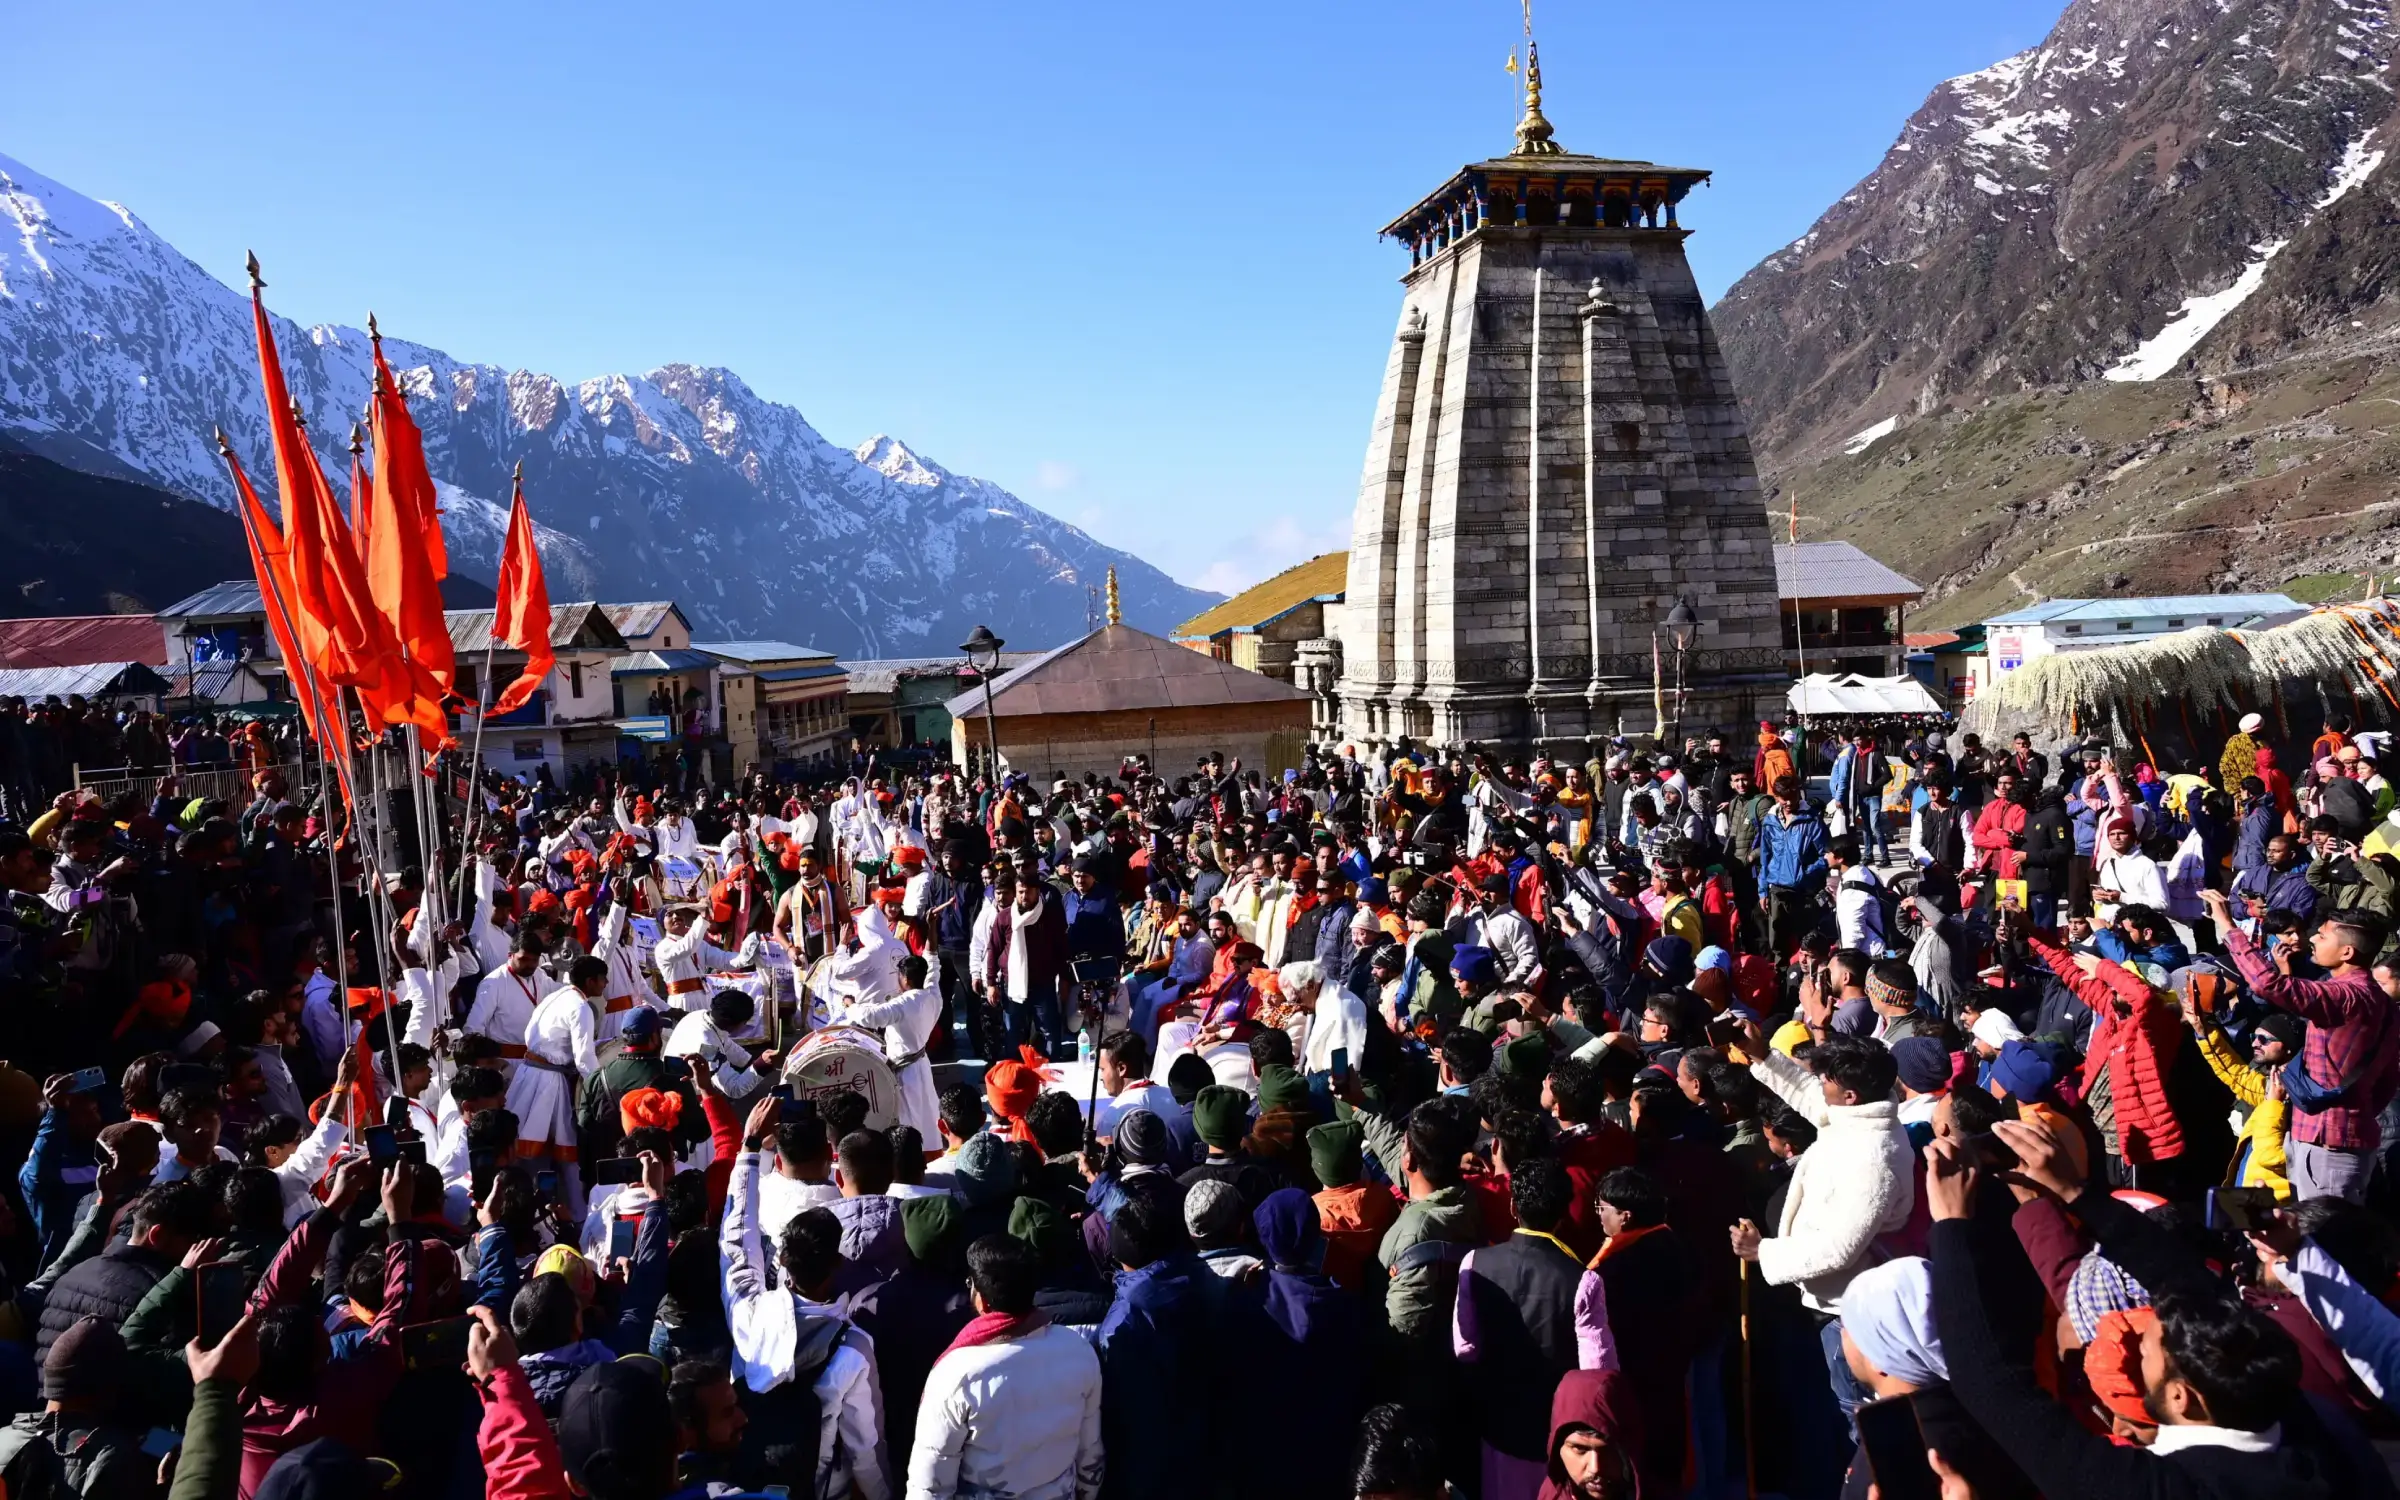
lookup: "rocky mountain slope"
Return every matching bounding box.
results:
[0,152,1215,651]
[1713,0,2400,624]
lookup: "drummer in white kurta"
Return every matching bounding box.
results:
[506,955,604,1219]
[654,905,762,1013]
[462,932,553,1072]
[838,952,942,1139]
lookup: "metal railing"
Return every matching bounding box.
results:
[70,758,320,810]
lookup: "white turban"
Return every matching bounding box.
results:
[2239,713,2264,734]
[1843,1257,1946,1388]
[1970,1008,2025,1050]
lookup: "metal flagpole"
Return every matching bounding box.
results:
[218,430,363,1133]
[344,707,411,1105]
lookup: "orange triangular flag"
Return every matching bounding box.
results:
[249,262,398,702]
[370,334,449,582]
[221,433,356,818]
[490,467,555,716]
[361,335,459,739]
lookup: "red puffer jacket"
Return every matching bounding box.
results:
[2030,934,2185,1165]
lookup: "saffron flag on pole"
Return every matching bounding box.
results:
[361,325,460,737]
[219,431,355,818]
[247,255,398,702]
[490,465,555,716]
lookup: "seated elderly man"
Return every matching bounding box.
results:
[1282,959,1369,1080]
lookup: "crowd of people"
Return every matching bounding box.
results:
[4,707,2400,1500]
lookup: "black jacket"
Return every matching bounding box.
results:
[35,1244,172,1366]
[2022,803,2076,895]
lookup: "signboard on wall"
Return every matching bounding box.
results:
[1991,632,2024,672]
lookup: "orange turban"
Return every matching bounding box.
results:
[895,846,926,869]
[983,1046,1048,1141]
[2084,1307,2157,1428]
[619,1087,684,1136]
[528,890,562,917]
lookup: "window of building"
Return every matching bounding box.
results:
[569,660,585,697]
[2115,621,2133,631]
[2206,617,2223,626]
[2166,618,2184,629]
[2064,624,2083,635]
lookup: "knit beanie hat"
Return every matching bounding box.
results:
[1307,1119,1365,1188]
[1192,1085,1249,1151]
[953,1133,1019,1210]
[1497,1033,1551,1080]
[1255,1064,1310,1118]
[900,1195,964,1264]
[1184,1179,1246,1245]
[1007,1196,1073,1265]
[41,1315,125,1403]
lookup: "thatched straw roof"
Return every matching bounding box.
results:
[1964,600,2400,749]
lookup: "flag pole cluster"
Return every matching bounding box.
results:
[220,255,556,818]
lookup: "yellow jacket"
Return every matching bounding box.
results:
[2195,1026,2292,1199]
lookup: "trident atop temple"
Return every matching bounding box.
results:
[1511,0,1562,156]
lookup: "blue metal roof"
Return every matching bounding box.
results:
[753,664,848,684]
[157,581,265,619]
[1986,594,2306,626]
[692,640,833,665]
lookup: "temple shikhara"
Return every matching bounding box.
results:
[1329,44,1785,751]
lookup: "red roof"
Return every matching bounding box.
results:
[1903,630,1961,650]
[0,615,167,669]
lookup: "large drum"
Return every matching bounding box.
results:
[662,855,708,904]
[782,1025,903,1132]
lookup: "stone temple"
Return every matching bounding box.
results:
[1326,52,1785,752]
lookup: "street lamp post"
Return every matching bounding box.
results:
[960,625,1006,782]
[1651,600,1708,744]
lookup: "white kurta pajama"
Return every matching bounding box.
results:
[506,984,601,1215]
[463,965,545,1071]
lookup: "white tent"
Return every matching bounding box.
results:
[1786,672,1945,719]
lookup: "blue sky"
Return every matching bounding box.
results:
[7,0,2062,597]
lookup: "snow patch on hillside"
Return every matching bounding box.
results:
[2106,134,2385,382]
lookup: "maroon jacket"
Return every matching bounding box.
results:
[985,886,1069,994]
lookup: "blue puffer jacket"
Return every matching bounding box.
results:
[1756,806,1829,892]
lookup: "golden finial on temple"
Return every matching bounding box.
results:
[1105,566,1121,625]
[1513,40,1562,156]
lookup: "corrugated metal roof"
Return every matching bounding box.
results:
[942,623,1312,719]
[1985,594,2305,625]
[0,662,171,700]
[754,664,848,684]
[0,615,168,669]
[609,649,719,676]
[841,654,1044,697]
[158,581,265,619]
[1175,551,1346,637]
[692,641,834,665]
[600,602,685,641]
[445,603,628,653]
[1773,543,1922,602]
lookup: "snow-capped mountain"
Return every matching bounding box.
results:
[0,151,1217,652]
[1714,0,2395,464]
[1704,0,2400,625]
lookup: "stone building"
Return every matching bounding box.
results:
[1329,52,1784,751]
